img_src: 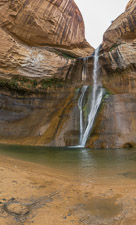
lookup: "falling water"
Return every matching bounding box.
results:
[79,46,104,147]
[78,85,88,144]
[82,57,88,81]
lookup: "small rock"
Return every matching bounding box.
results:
[10,198,15,201]
[12,180,17,183]
[6,203,30,216]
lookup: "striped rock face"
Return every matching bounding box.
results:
[126,0,136,10]
[102,0,136,51]
[0,0,93,82]
[0,0,93,146]
[88,0,136,149]
[0,0,91,50]
[100,0,136,73]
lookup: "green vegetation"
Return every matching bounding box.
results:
[103,92,110,100]
[0,76,65,95]
[40,78,64,89]
[60,52,76,60]
[55,49,76,60]
[109,43,121,52]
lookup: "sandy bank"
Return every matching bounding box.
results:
[0,155,135,225]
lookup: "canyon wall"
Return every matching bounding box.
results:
[0,0,92,53]
[0,0,136,148]
[0,0,94,146]
[0,0,93,83]
[0,88,81,146]
[87,0,136,148]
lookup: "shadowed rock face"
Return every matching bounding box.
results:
[0,88,80,146]
[87,80,136,149]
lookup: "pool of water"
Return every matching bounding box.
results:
[0,144,136,183]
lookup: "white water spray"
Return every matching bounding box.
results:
[78,85,88,144]
[79,46,104,147]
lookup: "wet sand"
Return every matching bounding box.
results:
[0,155,136,225]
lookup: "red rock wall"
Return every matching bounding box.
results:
[102,0,136,50]
[87,0,136,149]
[0,0,90,49]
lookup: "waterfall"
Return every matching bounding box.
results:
[78,85,88,144]
[79,46,104,147]
[82,57,88,81]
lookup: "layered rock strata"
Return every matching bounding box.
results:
[0,88,80,146]
[0,0,93,83]
[0,27,74,81]
[2,0,136,148]
[0,0,93,146]
[87,0,136,148]
[0,0,93,57]
[101,0,136,73]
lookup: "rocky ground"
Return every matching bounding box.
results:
[0,155,136,225]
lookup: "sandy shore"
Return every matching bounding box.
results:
[0,155,136,225]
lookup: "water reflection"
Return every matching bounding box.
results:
[0,144,135,183]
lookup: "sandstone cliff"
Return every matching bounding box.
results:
[101,0,136,73]
[126,0,136,10]
[0,0,92,51]
[0,0,93,146]
[1,0,136,149]
[100,0,136,92]
[0,0,93,85]
[87,0,136,149]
